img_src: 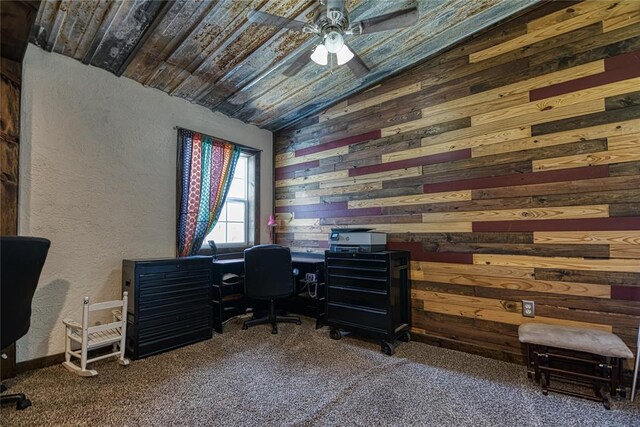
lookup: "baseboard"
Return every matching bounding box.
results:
[412,332,525,365]
[16,352,65,374]
[16,347,113,374]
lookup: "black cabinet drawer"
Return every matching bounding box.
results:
[326,273,387,292]
[328,286,387,310]
[327,303,387,332]
[126,325,211,359]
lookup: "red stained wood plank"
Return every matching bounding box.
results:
[294,207,383,219]
[349,149,471,177]
[294,130,381,157]
[530,52,640,101]
[473,217,640,232]
[424,165,609,193]
[387,241,473,264]
[611,286,640,301]
[604,49,640,71]
[275,160,320,180]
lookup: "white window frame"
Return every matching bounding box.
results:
[201,153,253,250]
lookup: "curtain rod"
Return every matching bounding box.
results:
[174,126,263,153]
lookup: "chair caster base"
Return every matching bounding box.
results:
[16,398,31,410]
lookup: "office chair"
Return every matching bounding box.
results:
[1,236,51,410]
[242,245,301,334]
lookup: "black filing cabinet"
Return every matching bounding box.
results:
[122,257,213,359]
[325,251,411,355]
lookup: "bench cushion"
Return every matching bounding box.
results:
[518,323,633,359]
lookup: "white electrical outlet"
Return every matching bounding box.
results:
[522,300,535,318]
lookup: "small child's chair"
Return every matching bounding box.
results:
[62,292,129,376]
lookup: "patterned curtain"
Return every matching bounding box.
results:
[177,129,240,257]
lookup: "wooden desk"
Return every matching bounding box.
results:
[211,256,325,333]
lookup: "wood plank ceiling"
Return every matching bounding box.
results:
[30,0,533,131]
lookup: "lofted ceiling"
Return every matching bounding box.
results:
[30,0,534,131]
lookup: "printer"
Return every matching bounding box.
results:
[328,228,387,253]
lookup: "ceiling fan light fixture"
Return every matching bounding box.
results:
[310,44,329,65]
[324,30,344,53]
[336,44,354,65]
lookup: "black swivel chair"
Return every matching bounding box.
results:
[1,236,51,410]
[241,245,301,334]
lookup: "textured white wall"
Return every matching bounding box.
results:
[18,45,273,362]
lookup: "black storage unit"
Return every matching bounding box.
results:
[285,257,326,329]
[212,259,245,333]
[122,257,213,359]
[325,251,411,355]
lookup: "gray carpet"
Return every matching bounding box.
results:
[2,317,639,426]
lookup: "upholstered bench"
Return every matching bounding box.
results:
[519,323,633,409]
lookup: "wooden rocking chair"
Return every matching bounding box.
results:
[62,292,129,376]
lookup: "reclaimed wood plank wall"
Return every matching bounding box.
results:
[274,0,640,364]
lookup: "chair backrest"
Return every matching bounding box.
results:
[1,236,51,349]
[82,293,128,335]
[244,245,294,300]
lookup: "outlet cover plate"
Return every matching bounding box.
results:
[522,300,535,318]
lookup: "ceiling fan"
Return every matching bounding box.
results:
[247,0,419,78]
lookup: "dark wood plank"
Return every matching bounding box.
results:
[534,268,640,287]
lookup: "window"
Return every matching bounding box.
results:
[202,153,257,249]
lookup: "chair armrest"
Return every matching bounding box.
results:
[112,309,122,321]
[62,318,82,329]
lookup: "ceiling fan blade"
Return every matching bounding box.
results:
[351,7,418,34]
[283,49,312,77]
[346,48,369,78]
[247,10,307,32]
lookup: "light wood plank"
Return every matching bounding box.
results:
[424,301,613,332]
[275,197,321,207]
[473,254,640,273]
[285,246,325,255]
[276,145,350,168]
[416,290,612,332]
[421,271,610,298]
[383,98,603,138]
[422,205,609,223]
[526,1,614,32]
[472,77,640,126]
[411,261,535,279]
[363,222,472,233]
[416,290,519,312]
[533,147,640,172]
[348,190,471,209]
[294,182,383,198]
[471,2,633,63]
[276,170,349,188]
[607,132,640,151]
[473,119,640,157]
[610,245,640,259]
[275,213,320,228]
[383,127,531,163]
[319,83,421,122]
[319,167,421,188]
[603,5,640,32]
[418,92,529,129]
[420,60,604,118]
[293,232,328,241]
[278,225,333,233]
[534,231,640,245]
